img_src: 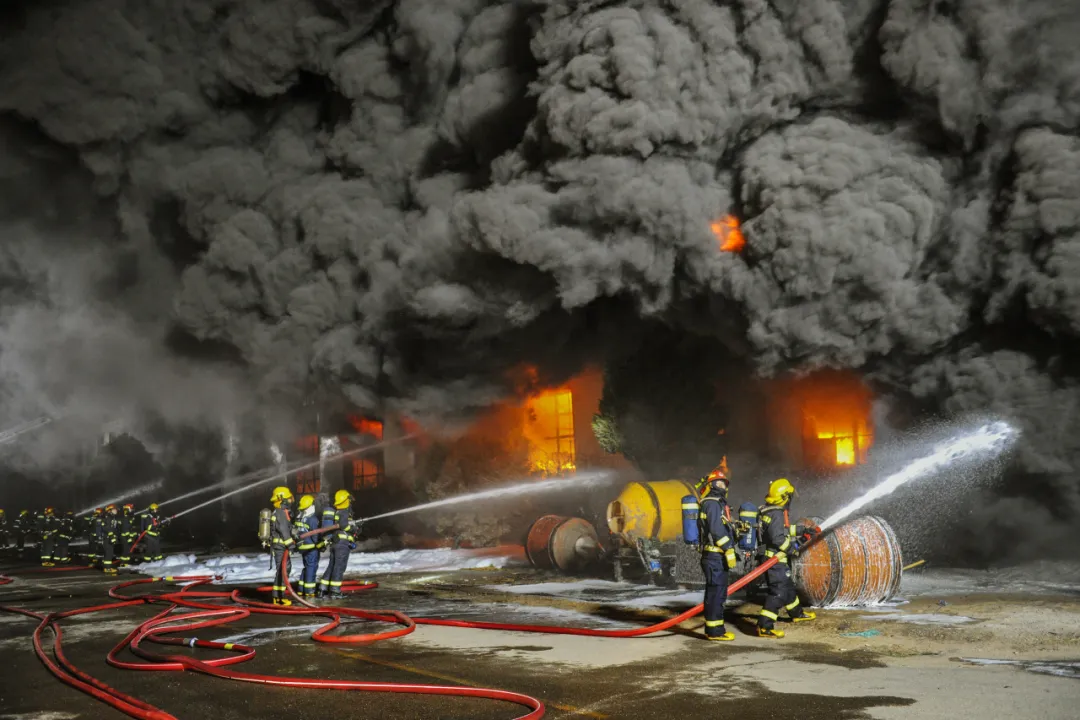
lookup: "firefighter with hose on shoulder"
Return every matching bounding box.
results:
[698,468,738,641]
[267,486,299,606]
[38,507,58,566]
[317,490,362,599]
[293,494,321,599]
[757,478,821,638]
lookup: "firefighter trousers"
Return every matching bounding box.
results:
[56,535,71,562]
[272,549,292,600]
[759,563,805,629]
[700,554,730,637]
[102,537,117,569]
[16,533,25,550]
[143,534,162,562]
[40,534,55,564]
[299,550,320,595]
[318,542,351,596]
[120,533,136,563]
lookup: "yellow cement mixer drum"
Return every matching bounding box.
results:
[606,480,698,542]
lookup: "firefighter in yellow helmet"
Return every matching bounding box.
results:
[757,478,820,638]
[316,489,361,599]
[292,495,321,598]
[137,503,166,562]
[268,486,298,605]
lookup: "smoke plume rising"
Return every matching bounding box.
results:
[1,0,1078,561]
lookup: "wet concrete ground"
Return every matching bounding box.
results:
[2,556,1079,720]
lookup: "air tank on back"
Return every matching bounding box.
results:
[793,515,904,606]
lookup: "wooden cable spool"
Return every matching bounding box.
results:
[793,515,903,606]
[525,515,601,573]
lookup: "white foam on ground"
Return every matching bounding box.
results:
[963,658,1080,679]
[902,563,1080,598]
[863,612,976,625]
[131,548,523,584]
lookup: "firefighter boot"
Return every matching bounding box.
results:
[706,631,735,642]
[273,598,292,607]
[757,626,785,638]
[792,610,816,623]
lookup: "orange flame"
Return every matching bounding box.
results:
[711,215,745,252]
[348,415,384,440]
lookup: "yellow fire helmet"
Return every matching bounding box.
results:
[149,503,159,511]
[270,486,294,506]
[105,504,117,513]
[333,489,353,509]
[44,507,55,515]
[765,478,796,506]
[297,494,315,511]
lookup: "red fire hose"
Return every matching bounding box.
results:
[0,530,806,720]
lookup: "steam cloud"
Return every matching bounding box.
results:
[1,0,1078,560]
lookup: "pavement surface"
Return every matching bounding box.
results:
[2,552,1080,720]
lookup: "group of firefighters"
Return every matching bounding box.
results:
[0,503,166,573]
[696,466,821,641]
[266,486,363,606]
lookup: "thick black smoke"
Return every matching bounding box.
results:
[1,0,1078,561]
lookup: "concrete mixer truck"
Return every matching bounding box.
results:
[525,479,905,606]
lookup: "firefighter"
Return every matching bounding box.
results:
[757,478,821,638]
[84,509,103,561]
[14,509,30,552]
[317,490,361,599]
[0,509,7,548]
[138,503,166,562]
[117,504,137,565]
[698,469,737,641]
[56,511,74,563]
[293,494,321,599]
[101,505,120,573]
[268,486,298,606]
[38,507,58,566]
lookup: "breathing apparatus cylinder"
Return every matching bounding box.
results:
[736,502,759,552]
[257,509,273,544]
[681,495,700,545]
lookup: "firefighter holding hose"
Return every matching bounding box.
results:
[138,503,166,562]
[117,504,137,565]
[317,490,361,599]
[268,486,299,606]
[698,468,737,641]
[292,494,321,599]
[757,478,821,638]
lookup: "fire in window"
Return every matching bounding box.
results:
[352,457,383,490]
[797,373,874,470]
[524,388,576,475]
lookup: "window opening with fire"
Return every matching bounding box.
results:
[352,457,383,490]
[803,413,873,468]
[525,389,576,475]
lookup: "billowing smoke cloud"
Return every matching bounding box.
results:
[1,0,1078,561]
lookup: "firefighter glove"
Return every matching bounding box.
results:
[725,549,737,569]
